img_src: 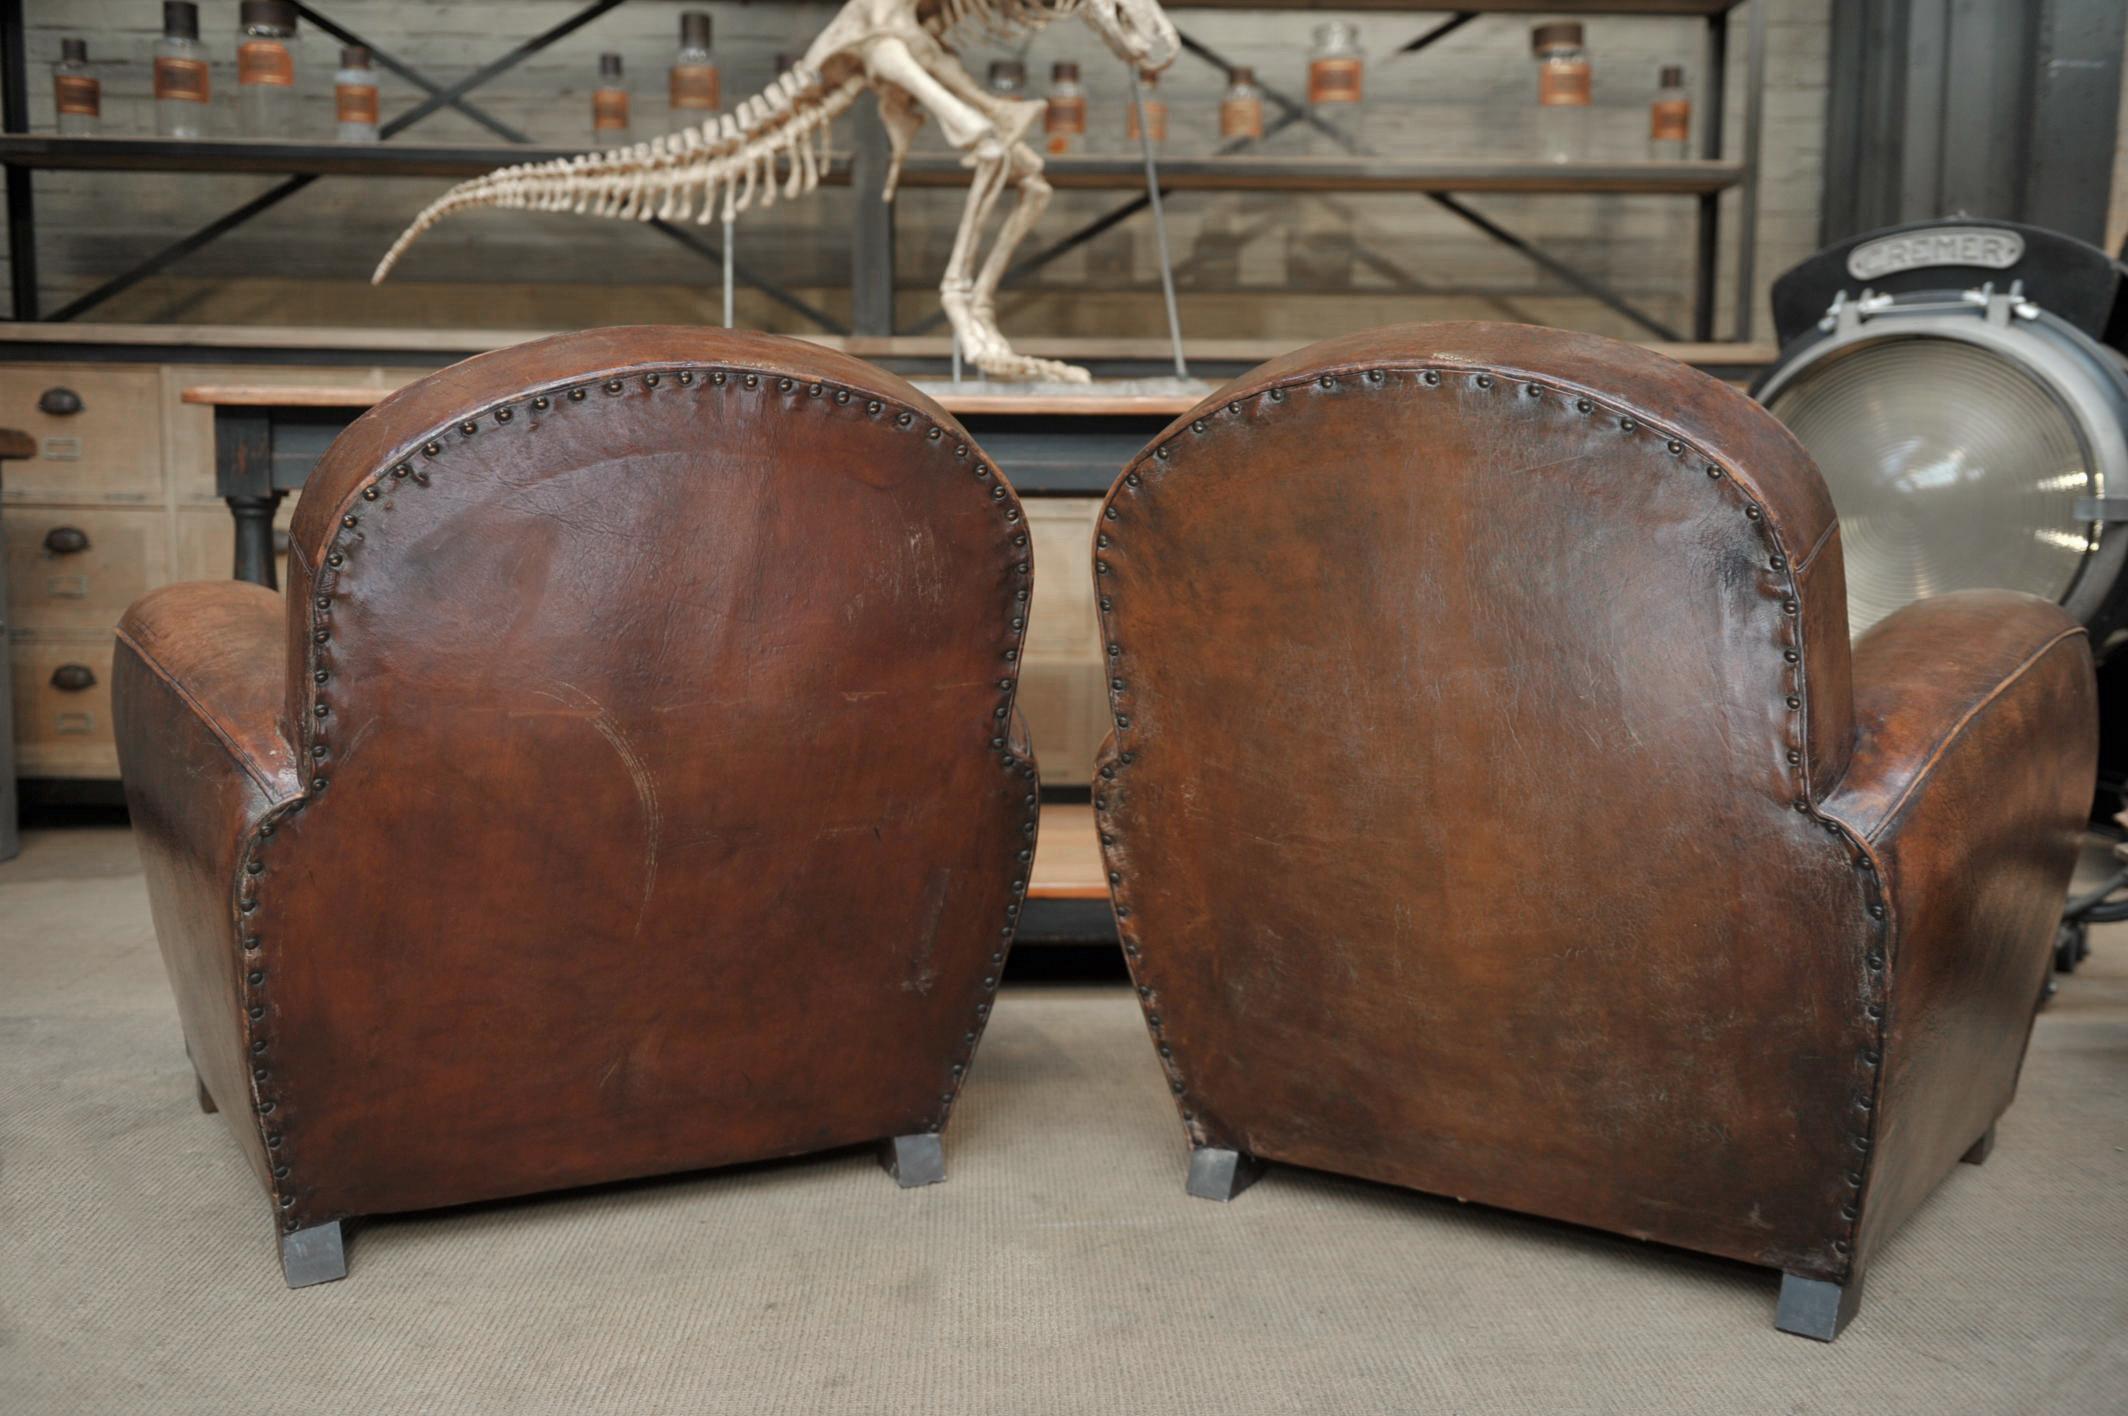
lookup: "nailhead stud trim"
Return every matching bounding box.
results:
[291,359,1033,1194]
[1093,357,1879,1212]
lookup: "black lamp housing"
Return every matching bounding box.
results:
[1755,217,2128,652]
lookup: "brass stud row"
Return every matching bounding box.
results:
[312,361,1030,1144]
[1092,361,1850,1152]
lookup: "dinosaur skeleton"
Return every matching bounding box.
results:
[374,0,1180,383]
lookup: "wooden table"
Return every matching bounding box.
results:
[179,383,1195,588]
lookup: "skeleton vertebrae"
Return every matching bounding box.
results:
[374,0,1179,384]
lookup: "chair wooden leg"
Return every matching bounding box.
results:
[877,1133,945,1188]
[1775,1271,1864,1341]
[279,1220,347,1289]
[1961,1124,1997,1165]
[1185,1146,1263,1202]
[194,1070,217,1114]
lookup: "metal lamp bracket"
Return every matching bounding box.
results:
[1822,281,2041,334]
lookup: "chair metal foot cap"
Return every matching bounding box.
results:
[878,1133,945,1188]
[280,1220,347,1289]
[1185,1147,1262,1202]
[1775,1271,1862,1341]
[1961,1124,1996,1165]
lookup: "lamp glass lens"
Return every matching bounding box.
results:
[1767,335,2096,635]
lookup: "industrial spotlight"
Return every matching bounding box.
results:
[1759,219,2128,976]
[1755,218,2128,650]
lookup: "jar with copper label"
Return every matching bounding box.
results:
[237,0,299,138]
[1219,65,1264,146]
[1045,62,1086,157]
[1305,22,1365,154]
[593,53,631,146]
[53,39,98,136]
[986,60,1029,166]
[1124,69,1167,149]
[1649,64,1690,161]
[670,12,719,124]
[155,2,209,139]
[1532,21,1590,163]
[335,46,378,143]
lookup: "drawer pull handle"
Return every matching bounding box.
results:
[37,387,83,416]
[42,525,89,555]
[50,663,97,692]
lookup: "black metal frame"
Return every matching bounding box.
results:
[0,0,842,329]
[899,6,1758,343]
[2,2,1761,341]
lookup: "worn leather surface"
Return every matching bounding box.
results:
[113,581,300,1193]
[119,328,1035,1235]
[1824,591,2095,1273]
[1095,323,2095,1285]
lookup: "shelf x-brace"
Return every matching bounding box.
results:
[914,11,1684,343]
[4,0,845,331]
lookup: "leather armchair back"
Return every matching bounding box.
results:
[240,328,1031,1222]
[1094,323,1887,1274]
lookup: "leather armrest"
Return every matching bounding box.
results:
[115,582,299,797]
[1824,590,2092,845]
[112,581,296,1190]
[1822,589,2097,1268]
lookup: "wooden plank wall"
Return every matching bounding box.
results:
[6,0,1830,340]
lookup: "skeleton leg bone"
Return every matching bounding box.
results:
[939,149,1015,375]
[866,34,1089,382]
[965,146,1086,384]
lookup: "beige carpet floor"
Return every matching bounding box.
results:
[3,825,2124,1414]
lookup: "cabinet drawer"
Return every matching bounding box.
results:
[0,366,163,504]
[12,638,118,779]
[1025,498,1101,659]
[4,507,169,633]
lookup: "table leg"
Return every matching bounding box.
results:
[228,492,284,589]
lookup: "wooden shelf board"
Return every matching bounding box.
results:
[903,157,1746,197]
[0,137,1742,196]
[1030,803,1107,901]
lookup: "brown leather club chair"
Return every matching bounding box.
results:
[1091,323,2097,1341]
[114,328,1036,1288]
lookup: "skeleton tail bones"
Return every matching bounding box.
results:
[373,61,865,284]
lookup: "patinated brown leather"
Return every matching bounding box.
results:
[116,327,1035,1245]
[1094,323,2095,1290]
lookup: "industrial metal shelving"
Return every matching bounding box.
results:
[0,0,1766,341]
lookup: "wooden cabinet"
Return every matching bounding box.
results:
[1,360,331,779]
[1021,497,1110,786]
[177,502,294,588]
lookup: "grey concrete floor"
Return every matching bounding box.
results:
[2,825,2123,1414]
